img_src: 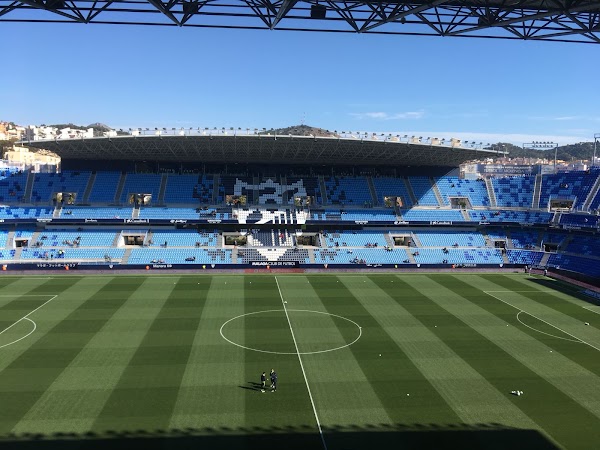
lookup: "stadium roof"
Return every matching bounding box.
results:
[25,134,505,167]
[1,0,599,43]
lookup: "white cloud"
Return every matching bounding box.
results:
[527,115,600,122]
[349,111,425,120]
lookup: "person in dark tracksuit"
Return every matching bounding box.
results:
[270,370,277,392]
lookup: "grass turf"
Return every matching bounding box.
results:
[0,273,599,449]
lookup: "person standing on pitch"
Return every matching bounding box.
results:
[270,369,277,392]
[260,371,267,393]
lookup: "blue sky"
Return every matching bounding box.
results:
[2,22,599,145]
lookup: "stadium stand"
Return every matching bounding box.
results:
[323,231,389,248]
[128,248,231,265]
[0,172,28,202]
[401,209,464,221]
[87,172,121,202]
[0,165,597,283]
[324,176,372,205]
[409,177,439,206]
[506,250,544,266]
[436,177,490,206]
[538,170,598,208]
[559,213,599,229]
[30,229,117,247]
[119,173,162,203]
[148,230,218,247]
[547,253,600,278]
[163,174,198,203]
[492,176,535,207]
[0,207,54,219]
[563,235,600,257]
[62,207,132,219]
[416,231,486,247]
[31,171,91,203]
[372,177,414,207]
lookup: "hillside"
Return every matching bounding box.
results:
[489,141,595,161]
[259,125,339,138]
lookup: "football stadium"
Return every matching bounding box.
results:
[0,130,598,449]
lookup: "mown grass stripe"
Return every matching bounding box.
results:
[10,276,181,436]
[472,275,600,379]
[91,276,211,433]
[482,274,600,332]
[0,276,145,434]
[511,274,600,310]
[277,276,394,428]
[381,275,575,447]
[169,276,247,432]
[242,276,323,448]
[421,274,600,448]
[345,276,536,428]
[309,276,464,435]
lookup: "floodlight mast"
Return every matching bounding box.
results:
[594,133,600,168]
[523,141,559,173]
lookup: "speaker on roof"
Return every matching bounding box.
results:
[311,4,326,19]
[46,0,65,10]
[183,1,199,15]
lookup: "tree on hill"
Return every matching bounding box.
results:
[259,124,338,138]
[487,141,595,161]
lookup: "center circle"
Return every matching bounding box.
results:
[219,309,362,355]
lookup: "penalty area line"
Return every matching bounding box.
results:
[275,276,328,450]
[484,291,600,353]
[0,295,58,338]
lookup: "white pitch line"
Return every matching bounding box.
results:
[275,276,327,450]
[0,318,37,349]
[486,290,600,316]
[516,312,581,343]
[484,290,556,293]
[484,291,600,353]
[0,295,58,337]
[220,309,361,355]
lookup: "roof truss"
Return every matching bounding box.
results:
[1,0,600,43]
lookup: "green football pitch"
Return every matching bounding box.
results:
[1,273,599,450]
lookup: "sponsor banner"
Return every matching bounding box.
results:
[250,261,298,267]
[0,262,522,272]
[582,289,600,301]
[478,164,541,175]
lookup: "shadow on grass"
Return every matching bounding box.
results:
[528,277,600,306]
[0,423,559,450]
[238,381,264,392]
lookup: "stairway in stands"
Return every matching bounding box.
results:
[158,174,168,205]
[540,252,551,266]
[318,176,328,205]
[114,173,127,204]
[121,248,132,264]
[531,174,543,209]
[23,171,35,203]
[366,176,379,206]
[82,172,96,203]
[430,177,445,206]
[484,178,497,207]
[211,174,219,204]
[582,175,600,211]
[403,177,418,205]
